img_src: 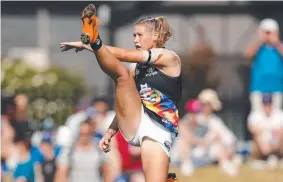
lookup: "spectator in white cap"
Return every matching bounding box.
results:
[196,89,238,176]
[260,18,279,33]
[245,18,283,112]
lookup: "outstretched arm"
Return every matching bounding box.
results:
[60,41,178,67]
[86,44,178,67]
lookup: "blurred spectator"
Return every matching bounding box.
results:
[14,94,31,135]
[31,117,57,147]
[173,90,238,176]
[1,116,17,181]
[90,98,121,180]
[14,94,29,122]
[64,97,115,140]
[65,109,89,140]
[40,135,58,182]
[55,119,111,182]
[188,24,215,71]
[1,96,18,131]
[1,116,16,157]
[171,99,203,176]
[248,94,283,169]
[13,134,43,182]
[29,117,62,173]
[114,131,144,182]
[184,24,219,92]
[1,96,17,122]
[197,89,238,176]
[2,95,31,140]
[245,18,283,112]
[90,97,116,133]
[63,97,119,180]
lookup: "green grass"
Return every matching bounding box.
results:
[169,166,283,182]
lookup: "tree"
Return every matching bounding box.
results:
[1,59,87,125]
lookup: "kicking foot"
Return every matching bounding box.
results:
[81,4,100,44]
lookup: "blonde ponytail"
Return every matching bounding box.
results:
[135,16,173,47]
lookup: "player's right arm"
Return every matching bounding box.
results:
[99,116,119,153]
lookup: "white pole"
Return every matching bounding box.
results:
[37,8,50,57]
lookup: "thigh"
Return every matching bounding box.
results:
[115,76,142,140]
[141,137,169,182]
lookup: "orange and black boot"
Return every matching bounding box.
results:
[80,4,100,45]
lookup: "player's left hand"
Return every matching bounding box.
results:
[60,41,84,53]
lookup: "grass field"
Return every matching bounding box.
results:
[3,165,282,182]
[169,166,283,182]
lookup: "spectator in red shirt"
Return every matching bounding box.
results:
[114,131,144,182]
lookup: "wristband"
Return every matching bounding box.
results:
[90,35,103,51]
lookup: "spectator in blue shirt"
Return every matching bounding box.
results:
[13,135,43,182]
[30,133,62,166]
[245,18,283,112]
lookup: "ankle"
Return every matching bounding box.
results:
[90,34,103,51]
